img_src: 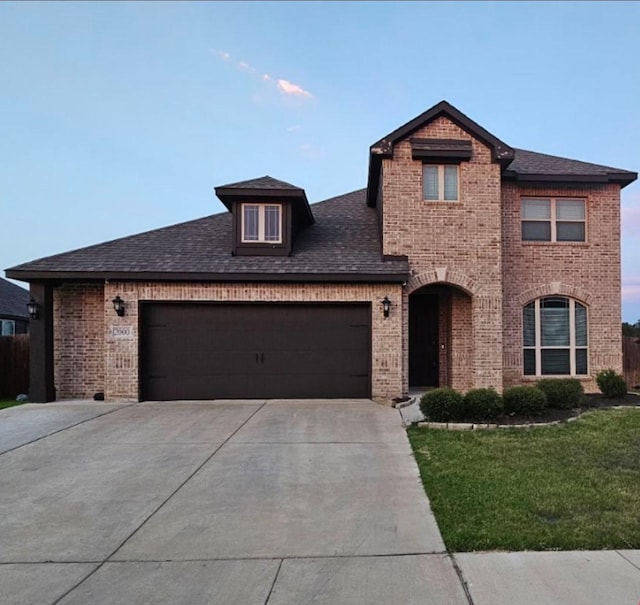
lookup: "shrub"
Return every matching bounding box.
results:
[419,388,465,422]
[463,388,503,421]
[503,386,547,416]
[536,378,584,409]
[596,369,628,400]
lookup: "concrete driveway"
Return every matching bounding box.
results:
[0,399,467,605]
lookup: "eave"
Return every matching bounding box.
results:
[502,171,638,188]
[6,270,409,285]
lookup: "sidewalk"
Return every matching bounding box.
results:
[454,550,640,605]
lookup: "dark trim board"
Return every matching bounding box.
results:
[139,302,372,400]
[6,271,409,284]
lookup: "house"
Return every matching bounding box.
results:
[6,101,637,403]
[0,278,30,335]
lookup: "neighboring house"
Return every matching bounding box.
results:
[6,101,637,402]
[0,277,29,335]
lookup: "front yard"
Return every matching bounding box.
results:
[408,408,640,552]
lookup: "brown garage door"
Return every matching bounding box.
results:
[140,303,371,400]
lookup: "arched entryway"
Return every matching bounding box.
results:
[408,284,473,391]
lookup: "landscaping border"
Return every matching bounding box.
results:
[407,404,639,430]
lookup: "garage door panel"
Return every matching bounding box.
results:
[140,303,371,400]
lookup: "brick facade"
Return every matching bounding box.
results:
[383,116,504,392]
[380,115,623,394]
[53,282,403,401]
[54,284,105,399]
[502,182,622,392]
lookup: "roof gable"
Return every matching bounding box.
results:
[366,100,515,206]
[370,100,515,163]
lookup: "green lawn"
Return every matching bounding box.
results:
[408,408,640,552]
[0,399,25,410]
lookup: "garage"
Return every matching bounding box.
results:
[140,303,371,400]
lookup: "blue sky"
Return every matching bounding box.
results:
[1,1,639,320]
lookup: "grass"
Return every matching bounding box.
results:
[0,399,26,410]
[408,408,640,552]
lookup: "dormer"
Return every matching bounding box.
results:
[215,176,315,256]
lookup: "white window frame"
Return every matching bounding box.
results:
[241,203,282,244]
[422,164,459,202]
[523,297,588,376]
[521,197,586,242]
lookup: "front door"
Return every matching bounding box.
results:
[409,294,439,387]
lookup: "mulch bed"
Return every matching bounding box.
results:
[496,392,640,425]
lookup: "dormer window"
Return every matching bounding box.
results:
[214,175,315,257]
[242,203,282,243]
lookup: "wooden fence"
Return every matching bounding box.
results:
[0,334,29,398]
[623,335,640,389]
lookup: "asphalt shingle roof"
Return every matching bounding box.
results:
[509,148,635,178]
[217,175,303,191]
[0,278,29,318]
[6,189,408,280]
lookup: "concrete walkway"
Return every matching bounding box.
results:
[2,400,639,604]
[0,399,466,604]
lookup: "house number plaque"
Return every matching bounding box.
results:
[109,325,134,340]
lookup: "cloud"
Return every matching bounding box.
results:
[212,51,314,102]
[287,125,301,132]
[277,79,313,99]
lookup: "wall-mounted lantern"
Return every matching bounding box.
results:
[26,298,40,320]
[381,296,391,319]
[112,295,126,317]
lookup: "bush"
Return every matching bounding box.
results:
[463,388,503,421]
[419,388,465,422]
[536,378,584,409]
[596,369,628,399]
[503,386,547,416]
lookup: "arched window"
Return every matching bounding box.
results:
[523,297,588,376]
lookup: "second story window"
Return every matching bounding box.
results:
[521,198,585,242]
[242,204,282,243]
[423,165,459,201]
